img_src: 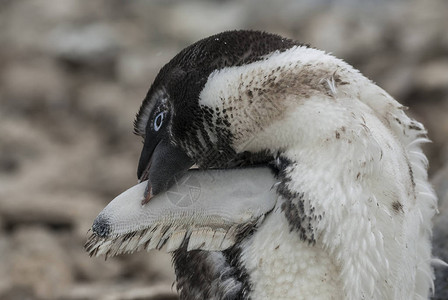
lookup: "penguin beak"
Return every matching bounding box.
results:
[138,155,154,204]
[137,137,193,205]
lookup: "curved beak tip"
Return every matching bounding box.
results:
[141,183,153,206]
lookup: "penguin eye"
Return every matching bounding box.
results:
[153,112,165,131]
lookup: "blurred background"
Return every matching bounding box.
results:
[0,0,447,299]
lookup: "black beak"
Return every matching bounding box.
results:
[137,136,193,205]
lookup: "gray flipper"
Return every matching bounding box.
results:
[85,167,278,258]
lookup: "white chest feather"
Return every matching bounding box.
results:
[241,204,343,300]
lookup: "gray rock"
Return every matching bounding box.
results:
[64,239,124,283]
[414,60,448,91]
[432,163,448,299]
[116,50,176,87]
[0,236,12,296]
[47,23,119,68]
[61,283,178,300]
[0,59,69,114]
[164,1,246,42]
[5,226,74,299]
[0,192,104,241]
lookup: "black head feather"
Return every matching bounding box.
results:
[134,30,303,137]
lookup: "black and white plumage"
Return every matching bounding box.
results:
[86,30,438,299]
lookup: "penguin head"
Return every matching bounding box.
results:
[134,30,302,201]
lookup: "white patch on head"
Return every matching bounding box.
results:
[198,46,368,153]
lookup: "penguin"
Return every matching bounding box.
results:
[86,30,438,300]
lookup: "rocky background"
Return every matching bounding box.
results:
[0,0,447,299]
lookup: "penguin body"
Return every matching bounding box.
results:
[87,30,437,300]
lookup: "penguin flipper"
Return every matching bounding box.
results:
[85,167,277,258]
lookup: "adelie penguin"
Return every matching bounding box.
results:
[86,30,440,300]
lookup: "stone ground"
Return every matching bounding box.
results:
[0,0,447,299]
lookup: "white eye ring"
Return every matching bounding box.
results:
[154,112,164,131]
